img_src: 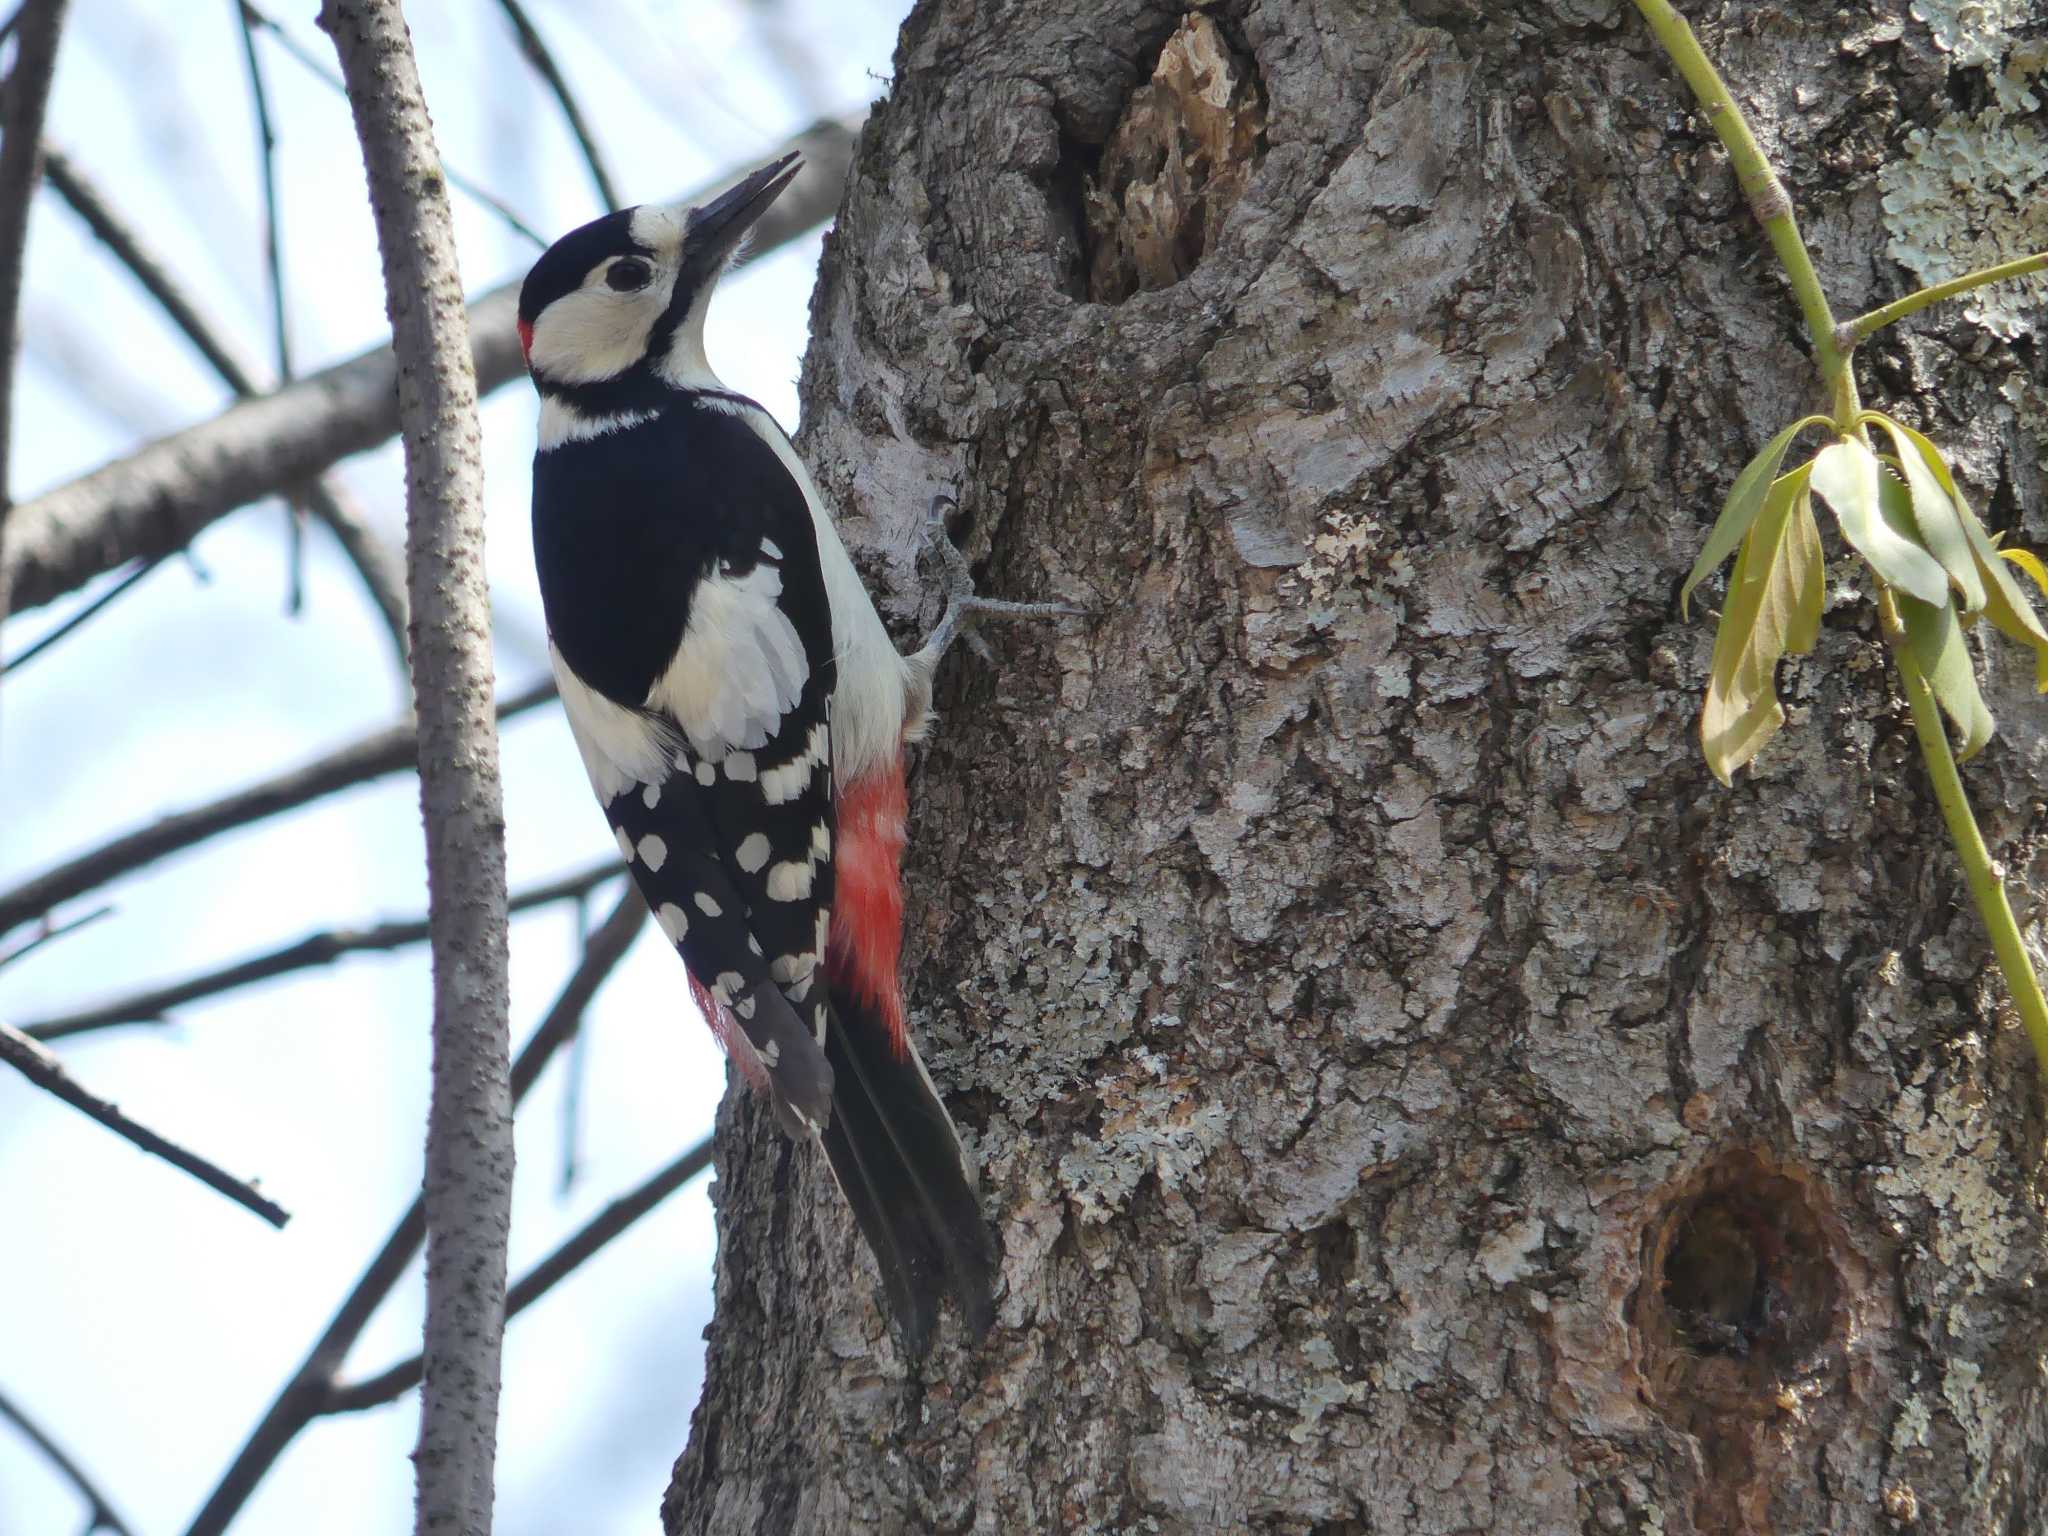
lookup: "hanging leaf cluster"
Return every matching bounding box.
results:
[1684,413,2048,785]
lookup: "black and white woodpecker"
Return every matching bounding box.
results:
[520,155,1045,1354]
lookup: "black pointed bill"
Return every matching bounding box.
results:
[682,153,804,269]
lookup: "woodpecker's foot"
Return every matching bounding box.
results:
[911,495,1086,671]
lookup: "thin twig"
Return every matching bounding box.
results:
[40,142,412,669]
[22,861,621,1041]
[41,145,257,385]
[1839,250,2048,350]
[325,1134,714,1413]
[322,5,512,1529]
[231,0,306,611]
[233,2,293,386]
[494,0,619,211]
[0,677,554,945]
[0,1384,139,1536]
[239,0,547,247]
[1,119,858,618]
[0,900,110,971]
[0,1020,290,1225]
[0,0,70,643]
[0,554,165,676]
[181,890,647,1536]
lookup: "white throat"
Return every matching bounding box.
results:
[655,294,720,393]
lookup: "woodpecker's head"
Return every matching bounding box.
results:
[517,153,801,405]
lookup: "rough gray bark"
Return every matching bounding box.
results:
[667,2,2048,1533]
[321,3,510,1532]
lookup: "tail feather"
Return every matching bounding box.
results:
[820,990,997,1354]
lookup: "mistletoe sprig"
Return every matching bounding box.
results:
[1633,0,2048,1073]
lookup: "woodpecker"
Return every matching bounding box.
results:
[519,155,1002,1355]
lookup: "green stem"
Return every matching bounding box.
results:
[1880,591,2048,1077]
[1628,0,1859,426]
[1841,251,2048,348]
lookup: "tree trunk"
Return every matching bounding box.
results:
[666,2,2048,1531]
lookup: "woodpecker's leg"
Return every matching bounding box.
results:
[908,494,1085,674]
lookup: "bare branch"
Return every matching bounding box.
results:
[0,554,165,676]
[494,0,619,211]
[40,145,258,387]
[182,889,647,1536]
[301,473,409,667]
[41,142,412,668]
[230,0,315,613]
[21,861,620,1041]
[0,1019,290,1226]
[232,1,293,384]
[0,900,109,970]
[322,5,512,1529]
[0,0,70,630]
[325,1134,714,1414]
[0,1384,138,1536]
[0,118,857,618]
[0,677,555,946]
[239,0,547,248]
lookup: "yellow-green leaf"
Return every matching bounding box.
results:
[1899,591,1996,761]
[1997,548,2048,693]
[1680,415,1831,619]
[1702,464,1822,784]
[1879,413,2048,652]
[1809,438,1950,606]
[1868,415,1985,612]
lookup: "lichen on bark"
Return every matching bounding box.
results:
[665,3,2048,1532]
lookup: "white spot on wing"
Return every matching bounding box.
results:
[642,782,660,810]
[713,970,745,1004]
[637,835,668,872]
[812,822,831,858]
[695,892,723,917]
[723,751,757,782]
[656,903,689,942]
[767,861,815,901]
[761,722,829,806]
[735,833,770,872]
[615,827,634,862]
[760,538,784,561]
[696,760,716,787]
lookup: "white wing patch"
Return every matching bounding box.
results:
[552,643,677,805]
[725,406,913,789]
[650,562,809,758]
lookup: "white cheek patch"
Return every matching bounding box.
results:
[527,286,666,385]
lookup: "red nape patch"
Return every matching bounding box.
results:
[689,970,769,1094]
[827,759,910,1058]
[516,316,534,364]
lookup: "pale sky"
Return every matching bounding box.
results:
[0,2,906,1530]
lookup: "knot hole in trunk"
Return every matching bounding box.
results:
[1061,12,1267,304]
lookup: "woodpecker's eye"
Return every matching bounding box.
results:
[605,257,652,293]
